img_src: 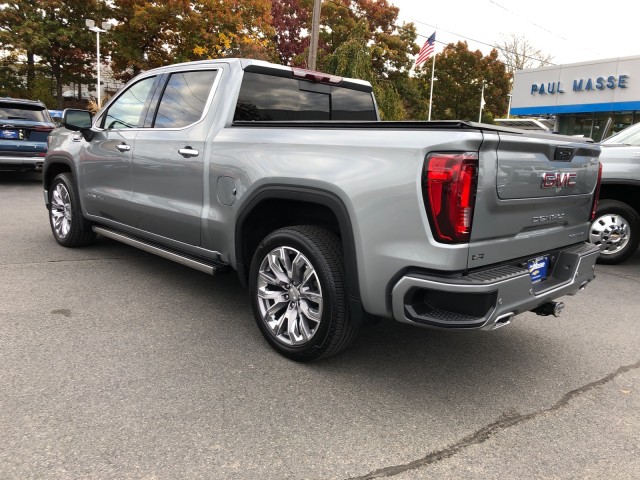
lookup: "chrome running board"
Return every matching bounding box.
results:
[93,226,229,275]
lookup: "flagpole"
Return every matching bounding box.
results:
[428,51,436,121]
[478,82,485,123]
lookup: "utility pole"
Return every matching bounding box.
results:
[308,0,321,70]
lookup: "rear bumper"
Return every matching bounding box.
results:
[391,242,599,330]
[0,155,45,171]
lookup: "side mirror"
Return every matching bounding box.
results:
[62,109,93,141]
[62,109,92,130]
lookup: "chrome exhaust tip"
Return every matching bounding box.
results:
[493,312,515,329]
[532,301,565,318]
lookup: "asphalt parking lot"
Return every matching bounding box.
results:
[1,172,639,479]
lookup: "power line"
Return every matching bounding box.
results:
[322,0,556,67]
[485,0,603,58]
[409,19,556,67]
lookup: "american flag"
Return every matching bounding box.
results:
[415,32,436,67]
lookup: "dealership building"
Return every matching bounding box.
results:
[509,55,640,141]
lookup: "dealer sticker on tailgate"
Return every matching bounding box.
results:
[528,256,549,284]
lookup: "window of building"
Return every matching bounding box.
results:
[557,114,593,139]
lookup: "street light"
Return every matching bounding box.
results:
[507,93,513,119]
[86,19,112,108]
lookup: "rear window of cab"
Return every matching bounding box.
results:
[234,72,377,122]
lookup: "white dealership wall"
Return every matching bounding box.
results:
[511,55,640,115]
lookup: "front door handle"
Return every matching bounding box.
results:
[116,143,131,152]
[178,147,199,158]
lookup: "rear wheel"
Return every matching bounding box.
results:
[49,173,95,247]
[589,199,640,264]
[249,226,358,362]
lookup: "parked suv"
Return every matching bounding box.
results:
[590,122,640,263]
[0,98,55,172]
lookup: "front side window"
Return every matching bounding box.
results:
[103,76,156,129]
[153,70,218,128]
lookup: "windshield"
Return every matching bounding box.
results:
[602,122,640,145]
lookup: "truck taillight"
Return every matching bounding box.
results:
[423,152,479,243]
[590,161,602,221]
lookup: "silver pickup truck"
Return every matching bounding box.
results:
[589,122,640,264]
[44,59,601,361]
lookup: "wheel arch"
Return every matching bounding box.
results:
[43,157,77,207]
[599,180,640,215]
[235,186,366,322]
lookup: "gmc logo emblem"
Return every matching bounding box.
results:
[541,172,577,189]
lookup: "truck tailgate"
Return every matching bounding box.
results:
[468,131,600,269]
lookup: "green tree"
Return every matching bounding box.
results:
[322,22,406,120]
[109,0,277,82]
[0,1,44,94]
[418,41,511,122]
[0,0,105,107]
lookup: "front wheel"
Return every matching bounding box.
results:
[589,199,640,264]
[249,226,358,362]
[48,173,96,247]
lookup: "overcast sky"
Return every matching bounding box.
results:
[391,0,637,67]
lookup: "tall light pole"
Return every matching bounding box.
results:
[86,19,112,108]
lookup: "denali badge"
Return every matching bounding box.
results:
[541,172,577,189]
[533,213,565,223]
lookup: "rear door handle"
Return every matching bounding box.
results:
[116,143,131,152]
[179,147,199,158]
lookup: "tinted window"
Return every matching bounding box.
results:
[235,73,303,121]
[154,70,218,128]
[0,103,49,122]
[331,88,377,121]
[103,76,156,129]
[234,72,375,121]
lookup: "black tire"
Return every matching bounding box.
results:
[48,172,96,247]
[249,226,358,362]
[590,199,640,265]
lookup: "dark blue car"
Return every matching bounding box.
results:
[0,98,55,172]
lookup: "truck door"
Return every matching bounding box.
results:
[81,75,158,225]
[129,69,220,246]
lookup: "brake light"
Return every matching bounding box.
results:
[424,152,479,243]
[590,162,602,221]
[292,67,343,84]
[33,125,55,132]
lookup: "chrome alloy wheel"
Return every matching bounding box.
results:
[50,183,72,239]
[256,246,323,346]
[590,213,630,255]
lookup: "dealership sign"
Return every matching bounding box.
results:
[530,75,629,95]
[510,55,640,115]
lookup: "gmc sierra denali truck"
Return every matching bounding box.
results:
[43,59,601,361]
[589,122,640,264]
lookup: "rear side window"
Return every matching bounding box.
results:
[0,103,49,122]
[234,72,376,121]
[153,70,218,128]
